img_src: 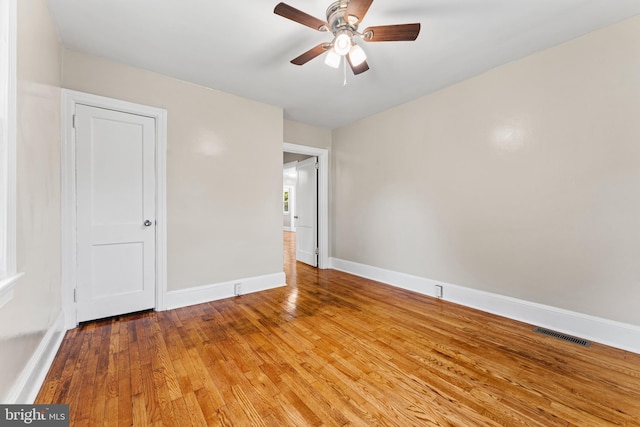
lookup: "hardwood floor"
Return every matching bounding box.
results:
[37,231,640,426]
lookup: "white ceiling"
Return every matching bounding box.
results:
[48,0,640,129]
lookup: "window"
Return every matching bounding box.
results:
[0,0,20,308]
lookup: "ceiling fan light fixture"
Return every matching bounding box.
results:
[333,31,352,56]
[324,49,341,68]
[273,1,422,76]
[349,44,367,67]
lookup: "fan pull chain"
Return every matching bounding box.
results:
[343,56,347,86]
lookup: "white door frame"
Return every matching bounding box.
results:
[283,143,329,269]
[61,89,168,329]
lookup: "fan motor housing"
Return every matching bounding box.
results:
[326,0,358,33]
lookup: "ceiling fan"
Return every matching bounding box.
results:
[274,0,421,75]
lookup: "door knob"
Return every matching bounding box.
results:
[144,220,152,226]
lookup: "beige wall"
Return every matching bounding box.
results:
[284,119,331,150]
[63,50,284,290]
[332,16,640,326]
[0,0,62,400]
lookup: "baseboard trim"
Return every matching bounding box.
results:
[5,312,66,403]
[330,258,640,354]
[165,272,286,310]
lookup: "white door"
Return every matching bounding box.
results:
[296,156,318,267]
[75,104,156,322]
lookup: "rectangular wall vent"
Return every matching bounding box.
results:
[533,327,591,347]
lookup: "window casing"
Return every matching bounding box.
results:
[0,0,21,308]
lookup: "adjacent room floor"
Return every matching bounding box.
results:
[36,232,640,425]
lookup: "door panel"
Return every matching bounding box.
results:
[92,243,144,298]
[296,156,318,267]
[76,104,156,322]
[90,118,144,224]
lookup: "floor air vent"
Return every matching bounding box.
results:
[533,327,591,347]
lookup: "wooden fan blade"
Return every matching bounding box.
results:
[363,23,421,42]
[346,54,370,75]
[274,3,329,31]
[291,43,329,65]
[345,0,374,24]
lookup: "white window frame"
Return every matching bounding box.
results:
[0,0,22,309]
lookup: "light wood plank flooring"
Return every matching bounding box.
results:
[36,231,640,425]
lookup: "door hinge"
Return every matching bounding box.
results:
[73,288,77,302]
[72,114,76,129]
[315,162,319,169]
[315,248,319,255]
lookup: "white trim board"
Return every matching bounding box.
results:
[283,142,329,269]
[330,257,640,354]
[4,313,66,403]
[61,90,168,329]
[165,272,286,310]
[0,0,19,308]
[0,272,22,309]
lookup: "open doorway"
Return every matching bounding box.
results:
[283,143,329,270]
[283,154,317,267]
